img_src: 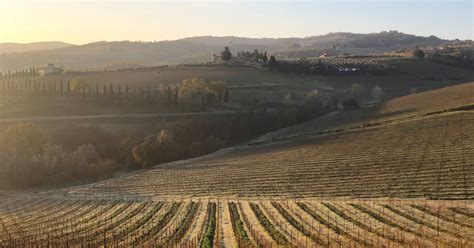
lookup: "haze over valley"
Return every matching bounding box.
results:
[0,0,473,247]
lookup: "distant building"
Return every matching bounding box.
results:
[211,54,222,62]
[38,63,64,76]
[319,52,331,58]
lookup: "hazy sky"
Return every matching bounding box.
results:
[0,0,472,44]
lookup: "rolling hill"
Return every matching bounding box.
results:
[0,82,473,247]
[39,82,470,200]
[0,41,74,54]
[380,82,474,114]
[0,31,449,71]
[47,82,473,200]
[252,81,474,145]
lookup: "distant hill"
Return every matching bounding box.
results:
[0,31,449,72]
[0,42,74,54]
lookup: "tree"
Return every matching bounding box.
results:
[342,98,361,111]
[167,85,172,104]
[351,83,364,100]
[327,95,340,110]
[0,123,45,156]
[370,85,384,102]
[224,88,229,103]
[268,56,277,70]
[132,130,177,168]
[174,86,179,105]
[69,77,88,92]
[179,78,225,106]
[263,51,268,64]
[413,49,425,59]
[201,95,206,111]
[221,46,232,61]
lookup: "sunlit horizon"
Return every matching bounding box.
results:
[1,0,472,44]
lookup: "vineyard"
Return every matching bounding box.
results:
[0,104,469,246]
[275,55,400,75]
[0,197,472,246]
[62,110,474,200]
[0,79,473,246]
[251,81,474,145]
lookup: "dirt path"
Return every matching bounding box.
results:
[218,201,237,248]
[260,201,317,247]
[238,201,276,247]
[0,109,270,123]
[182,201,207,245]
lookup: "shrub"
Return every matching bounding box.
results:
[0,122,45,156]
[370,85,385,102]
[0,123,119,189]
[342,98,361,111]
[413,49,425,59]
[221,46,232,61]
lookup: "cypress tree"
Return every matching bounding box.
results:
[174,86,178,105]
[201,95,206,111]
[147,84,151,104]
[140,86,143,104]
[224,88,229,103]
[167,86,171,105]
[133,87,136,104]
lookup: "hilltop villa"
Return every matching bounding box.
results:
[38,63,64,76]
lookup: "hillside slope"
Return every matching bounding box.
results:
[62,110,473,200]
[0,41,74,54]
[1,82,472,247]
[53,82,474,200]
[251,82,474,145]
[380,81,474,113]
[0,31,448,71]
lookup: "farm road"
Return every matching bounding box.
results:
[0,110,262,123]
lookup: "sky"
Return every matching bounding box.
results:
[0,0,472,44]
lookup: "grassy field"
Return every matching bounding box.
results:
[0,59,472,118]
[0,61,471,122]
[22,60,474,92]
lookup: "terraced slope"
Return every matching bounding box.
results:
[0,198,472,247]
[252,81,474,145]
[1,84,473,246]
[380,81,474,114]
[64,111,474,200]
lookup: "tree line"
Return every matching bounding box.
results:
[0,78,231,110]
